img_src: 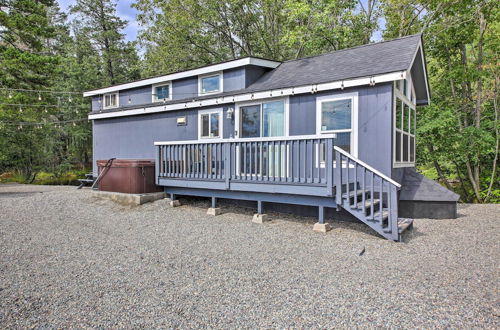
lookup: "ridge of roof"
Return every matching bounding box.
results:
[279,33,422,65]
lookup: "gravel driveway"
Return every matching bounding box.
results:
[0,184,498,328]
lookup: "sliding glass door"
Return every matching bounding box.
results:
[238,100,286,177]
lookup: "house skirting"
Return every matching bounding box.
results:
[398,200,457,219]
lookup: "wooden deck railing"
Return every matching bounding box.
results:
[156,136,336,190]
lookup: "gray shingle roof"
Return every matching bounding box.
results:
[246,34,422,92]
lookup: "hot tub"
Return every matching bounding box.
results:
[96,159,162,194]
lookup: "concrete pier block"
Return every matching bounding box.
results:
[313,222,332,233]
[167,199,181,207]
[207,207,222,216]
[252,213,269,224]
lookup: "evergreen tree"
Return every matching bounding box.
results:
[70,0,140,86]
[0,0,61,178]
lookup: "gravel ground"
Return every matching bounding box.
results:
[0,184,498,328]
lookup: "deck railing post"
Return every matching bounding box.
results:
[326,138,333,196]
[334,150,342,205]
[155,146,160,184]
[390,185,399,241]
[225,142,231,190]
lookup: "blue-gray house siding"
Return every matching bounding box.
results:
[91,65,270,112]
[92,83,393,176]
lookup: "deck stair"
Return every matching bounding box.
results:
[77,173,95,189]
[334,147,413,241]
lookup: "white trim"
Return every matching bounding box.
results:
[408,40,430,105]
[335,146,401,188]
[198,108,223,140]
[198,72,223,96]
[152,82,172,103]
[83,57,280,97]
[154,134,337,145]
[88,71,406,120]
[393,89,416,167]
[234,97,290,139]
[315,92,358,158]
[103,92,119,109]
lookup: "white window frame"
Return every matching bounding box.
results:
[315,92,358,158]
[198,72,223,96]
[234,97,290,139]
[152,82,172,102]
[393,81,416,168]
[103,92,119,109]
[198,108,223,140]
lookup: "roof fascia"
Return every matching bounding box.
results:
[408,38,430,105]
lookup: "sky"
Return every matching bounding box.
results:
[56,0,383,44]
[57,0,139,42]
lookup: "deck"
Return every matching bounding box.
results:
[154,136,404,240]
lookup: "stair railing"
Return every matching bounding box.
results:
[334,146,401,240]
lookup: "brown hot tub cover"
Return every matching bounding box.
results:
[96,159,162,194]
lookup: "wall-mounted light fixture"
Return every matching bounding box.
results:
[177,116,187,126]
[226,107,234,119]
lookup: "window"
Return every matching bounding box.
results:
[199,73,222,95]
[239,100,285,138]
[320,99,352,132]
[152,83,171,102]
[316,93,358,156]
[394,96,416,166]
[103,92,118,109]
[199,109,222,139]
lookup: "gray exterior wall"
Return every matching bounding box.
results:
[223,68,246,92]
[92,105,234,175]
[288,83,393,176]
[92,84,393,177]
[172,76,198,100]
[91,66,271,112]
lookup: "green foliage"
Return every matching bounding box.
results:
[133,0,378,75]
[0,0,140,180]
[383,0,499,202]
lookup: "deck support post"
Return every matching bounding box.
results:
[257,200,263,214]
[207,196,222,215]
[252,201,268,223]
[313,205,331,232]
[167,193,181,207]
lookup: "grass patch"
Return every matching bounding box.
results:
[0,169,91,186]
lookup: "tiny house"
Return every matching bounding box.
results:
[85,34,458,241]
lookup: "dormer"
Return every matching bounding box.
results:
[85,57,281,112]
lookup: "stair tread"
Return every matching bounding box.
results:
[342,190,366,199]
[397,218,414,233]
[368,209,389,221]
[383,218,414,234]
[356,198,380,209]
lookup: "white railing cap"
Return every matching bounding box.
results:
[334,146,402,188]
